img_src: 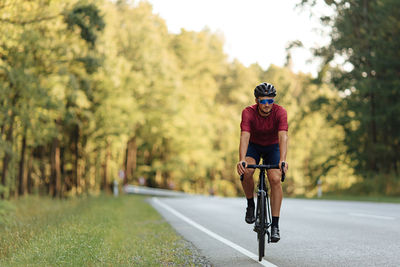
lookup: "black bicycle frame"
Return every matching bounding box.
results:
[248,163,279,239]
[241,161,284,261]
[258,166,271,232]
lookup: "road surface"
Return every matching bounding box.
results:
[150,196,400,267]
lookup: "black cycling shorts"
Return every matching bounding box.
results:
[245,142,280,165]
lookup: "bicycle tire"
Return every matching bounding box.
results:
[258,194,266,261]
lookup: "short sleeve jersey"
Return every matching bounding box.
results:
[240,104,288,146]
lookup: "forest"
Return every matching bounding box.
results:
[1,0,399,199]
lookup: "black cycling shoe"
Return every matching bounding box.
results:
[245,206,256,224]
[271,226,280,243]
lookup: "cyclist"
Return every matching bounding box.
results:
[236,82,288,243]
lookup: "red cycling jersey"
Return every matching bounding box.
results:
[240,104,288,146]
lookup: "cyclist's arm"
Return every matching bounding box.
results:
[239,131,250,162]
[278,130,288,171]
[237,131,250,175]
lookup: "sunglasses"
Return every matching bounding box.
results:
[258,98,274,105]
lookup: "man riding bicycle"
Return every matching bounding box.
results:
[237,82,288,243]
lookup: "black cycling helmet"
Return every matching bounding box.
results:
[254,82,276,98]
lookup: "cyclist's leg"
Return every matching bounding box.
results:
[267,169,282,217]
[263,144,282,241]
[242,156,256,198]
[241,143,261,198]
[242,145,259,224]
[263,144,282,217]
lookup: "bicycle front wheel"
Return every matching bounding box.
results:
[258,195,265,261]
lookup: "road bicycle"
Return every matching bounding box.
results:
[241,161,285,261]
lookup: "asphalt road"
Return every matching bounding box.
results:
[150,196,400,267]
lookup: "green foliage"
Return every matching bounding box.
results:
[300,0,400,181]
[2,0,382,199]
[329,0,400,176]
[65,3,105,46]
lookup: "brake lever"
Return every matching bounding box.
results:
[240,162,246,181]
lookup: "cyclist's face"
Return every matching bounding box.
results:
[256,97,274,114]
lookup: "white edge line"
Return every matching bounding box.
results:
[348,212,395,220]
[152,197,277,267]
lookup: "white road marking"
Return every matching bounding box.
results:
[304,207,333,213]
[348,213,395,220]
[153,197,277,267]
[305,207,395,220]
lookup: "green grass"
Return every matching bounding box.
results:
[0,195,203,266]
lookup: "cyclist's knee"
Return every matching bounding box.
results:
[244,168,255,179]
[269,175,281,186]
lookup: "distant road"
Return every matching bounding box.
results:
[150,196,400,267]
[124,185,187,197]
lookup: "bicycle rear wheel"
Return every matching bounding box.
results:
[257,195,265,261]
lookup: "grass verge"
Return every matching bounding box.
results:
[0,194,207,266]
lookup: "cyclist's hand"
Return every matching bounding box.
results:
[280,161,288,173]
[237,161,247,175]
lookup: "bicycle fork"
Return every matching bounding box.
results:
[265,190,272,243]
[254,184,272,242]
[254,186,267,231]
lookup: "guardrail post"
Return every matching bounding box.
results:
[113,180,119,197]
[317,178,322,198]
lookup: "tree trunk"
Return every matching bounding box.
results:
[1,114,15,199]
[18,129,27,196]
[73,124,80,194]
[360,0,378,172]
[36,146,48,195]
[102,141,111,193]
[27,152,33,194]
[124,137,137,185]
[51,137,62,198]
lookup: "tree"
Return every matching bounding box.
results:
[299,0,400,179]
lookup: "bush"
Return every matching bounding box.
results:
[343,173,400,197]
